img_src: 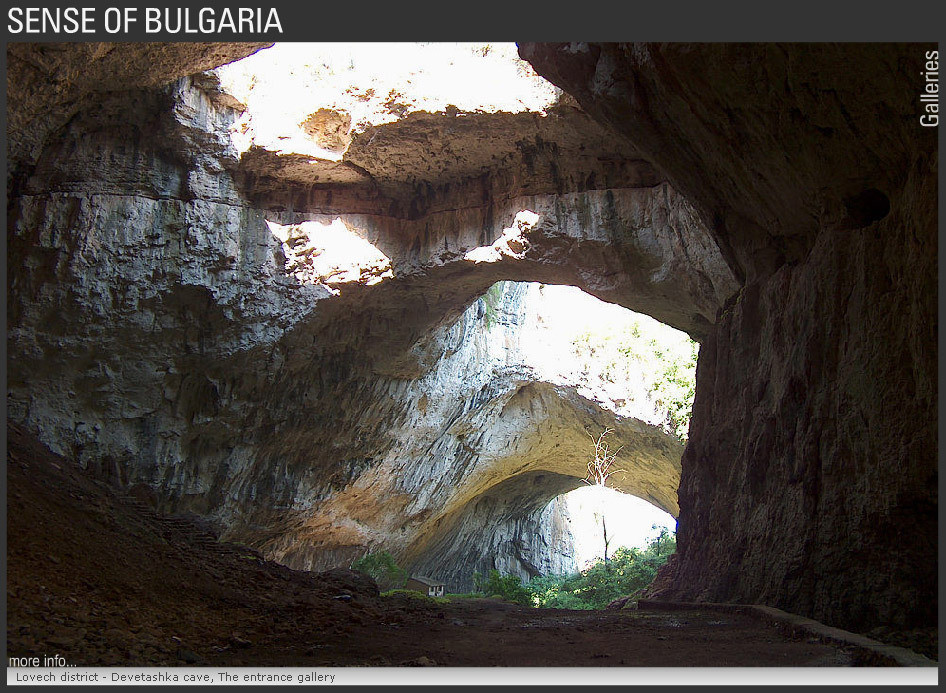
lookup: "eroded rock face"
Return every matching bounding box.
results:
[6,42,269,179]
[522,43,937,632]
[13,42,934,636]
[7,47,728,589]
[407,472,581,592]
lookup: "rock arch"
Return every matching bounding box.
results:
[7,54,729,588]
[7,42,934,636]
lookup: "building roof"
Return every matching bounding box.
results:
[408,575,444,586]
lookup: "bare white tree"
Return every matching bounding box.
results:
[582,428,625,487]
[582,428,625,562]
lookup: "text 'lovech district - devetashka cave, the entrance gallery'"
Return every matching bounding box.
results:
[5,41,938,673]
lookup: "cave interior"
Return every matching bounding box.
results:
[4,41,938,666]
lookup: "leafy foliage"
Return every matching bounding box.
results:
[471,527,676,610]
[472,569,533,606]
[350,551,407,591]
[648,340,699,440]
[528,527,676,610]
[571,319,698,441]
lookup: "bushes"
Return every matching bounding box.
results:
[472,569,533,606]
[472,528,677,609]
[350,551,407,591]
[356,531,675,610]
[529,527,676,610]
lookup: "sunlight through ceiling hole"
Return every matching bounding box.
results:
[214,43,562,158]
[464,210,540,264]
[266,218,393,290]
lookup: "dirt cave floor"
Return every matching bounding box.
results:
[5,423,935,668]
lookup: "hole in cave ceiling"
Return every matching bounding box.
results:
[213,42,562,159]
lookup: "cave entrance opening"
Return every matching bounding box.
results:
[204,43,702,597]
[467,281,694,589]
[485,281,699,443]
[556,485,677,571]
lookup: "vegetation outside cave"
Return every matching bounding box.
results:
[477,281,699,442]
[570,317,699,442]
[355,525,676,610]
[387,282,693,609]
[473,526,677,609]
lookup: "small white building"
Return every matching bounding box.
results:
[405,575,445,597]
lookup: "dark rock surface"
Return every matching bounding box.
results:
[9,421,877,667]
[522,42,937,634]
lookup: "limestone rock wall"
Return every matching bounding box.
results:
[7,42,269,179]
[522,42,937,632]
[7,52,729,588]
[672,180,937,632]
[250,281,684,580]
[407,472,581,592]
[13,41,931,633]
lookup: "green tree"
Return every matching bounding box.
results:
[572,320,699,441]
[650,339,698,439]
[472,569,533,606]
[350,551,407,591]
[526,529,677,610]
